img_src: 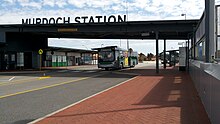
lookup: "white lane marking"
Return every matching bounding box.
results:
[71,70,81,73]
[8,76,15,81]
[86,71,94,73]
[28,76,138,124]
[0,76,16,82]
[83,71,97,73]
[57,70,70,73]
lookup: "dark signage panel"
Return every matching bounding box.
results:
[0,32,5,43]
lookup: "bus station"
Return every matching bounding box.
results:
[0,1,220,124]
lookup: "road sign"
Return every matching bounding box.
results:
[38,49,43,55]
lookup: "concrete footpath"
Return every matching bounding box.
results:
[32,66,211,124]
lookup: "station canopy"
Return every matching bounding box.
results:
[0,19,199,40]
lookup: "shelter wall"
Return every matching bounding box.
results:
[189,60,220,124]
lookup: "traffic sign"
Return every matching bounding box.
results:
[38,49,43,55]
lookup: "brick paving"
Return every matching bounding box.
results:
[35,67,211,124]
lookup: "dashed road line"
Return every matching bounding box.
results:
[8,76,16,81]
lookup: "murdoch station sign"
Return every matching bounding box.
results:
[22,15,126,25]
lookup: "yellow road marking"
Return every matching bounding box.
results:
[0,76,92,99]
[38,76,51,80]
[0,76,52,87]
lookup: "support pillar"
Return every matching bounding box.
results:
[187,39,190,71]
[193,33,196,59]
[156,31,159,74]
[191,36,193,59]
[205,0,215,62]
[163,39,166,69]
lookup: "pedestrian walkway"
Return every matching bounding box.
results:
[33,66,210,124]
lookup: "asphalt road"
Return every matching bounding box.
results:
[0,68,139,124]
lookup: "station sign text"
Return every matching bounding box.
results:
[22,15,126,25]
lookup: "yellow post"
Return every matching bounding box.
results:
[38,49,43,71]
[40,54,42,71]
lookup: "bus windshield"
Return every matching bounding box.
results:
[98,51,114,62]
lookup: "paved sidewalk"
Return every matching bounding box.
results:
[34,67,210,124]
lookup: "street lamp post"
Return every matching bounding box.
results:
[101,44,104,48]
[181,14,186,20]
[82,45,88,50]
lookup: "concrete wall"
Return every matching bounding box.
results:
[189,60,220,124]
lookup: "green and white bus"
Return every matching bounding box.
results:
[93,46,138,70]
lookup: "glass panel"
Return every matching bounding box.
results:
[217,6,220,35]
[217,37,220,58]
[17,52,24,67]
[195,15,205,43]
[216,6,220,59]
[11,54,15,62]
[98,51,114,62]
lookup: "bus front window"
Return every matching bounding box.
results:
[99,51,114,62]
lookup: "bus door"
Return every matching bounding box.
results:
[124,51,129,67]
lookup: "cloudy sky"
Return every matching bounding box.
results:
[1,0,220,54]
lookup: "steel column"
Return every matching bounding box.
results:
[205,0,215,62]
[187,39,190,72]
[205,0,210,62]
[163,39,166,69]
[156,31,159,73]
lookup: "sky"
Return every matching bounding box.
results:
[1,0,220,55]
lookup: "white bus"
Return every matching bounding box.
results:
[93,46,138,70]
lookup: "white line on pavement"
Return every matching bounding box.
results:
[8,76,15,81]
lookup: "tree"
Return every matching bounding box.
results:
[138,53,146,62]
[147,53,154,61]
